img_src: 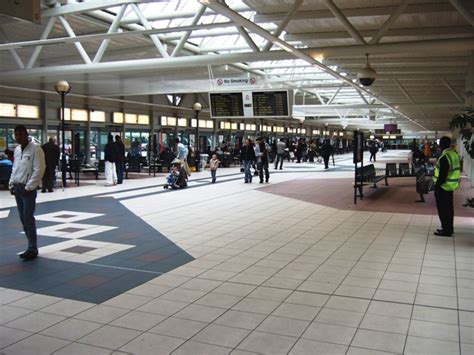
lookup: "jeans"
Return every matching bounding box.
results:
[258,161,269,182]
[243,160,252,182]
[274,153,284,169]
[211,169,216,183]
[13,184,38,252]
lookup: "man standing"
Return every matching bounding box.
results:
[241,139,256,183]
[433,136,461,237]
[175,138,190,177]
[320,139,333,170]
[104,134,118,186]
[41,137,60,192]
[369,142,378,162]
[9,125,45,260]
[274,138,286,170]
[114,135,125,184]
[255,137,270,183]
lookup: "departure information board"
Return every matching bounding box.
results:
[252,91,289,117]
[210,92,244,117]
[209,90,290,118]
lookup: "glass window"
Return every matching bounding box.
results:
[177,118,187,127]
[90,110,106,122]
[190,119,196,127]
[71,109,88,121]
[231,122,238,130]
[239,123,245,130]
[168,117,176,126]
[113,112,124,123]
[199,119,206,128]
[0,103,16,117]
[313,129,320,135]
[125,113,137,124]
[162,116,176,126]
[206,120,213,129]
[17,105,39,118]
[63,108,72,121]
[138,114,150,125]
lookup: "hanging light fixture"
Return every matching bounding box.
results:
[357,53,377,87]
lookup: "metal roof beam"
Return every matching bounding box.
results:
[262,0,304,52]
[255,2,452,22]
[369,0,408,44]
[236,26,260,52]
[58,16,92,64]
[93,3,128,63]
[0,22,235,51]
[199,37,474,56]
[441,78,464,102]
[42,0,140,18]
[322,0,366,45]
[449,0,474,26]
[130,3,169,58]
[199,0,426,130]
[171,4,206,57]
[120,4,251,24]
[284,26,472,41]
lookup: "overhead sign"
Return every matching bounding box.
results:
[210,92,244,118]
[252,91,289,117]
[1,0,41,24]
[209,90,290,119]
[215,77,257,88]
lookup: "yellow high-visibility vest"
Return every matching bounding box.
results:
[433,149,461,191]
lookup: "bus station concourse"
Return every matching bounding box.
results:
[1,1,474,354]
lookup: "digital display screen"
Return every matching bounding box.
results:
[210,93,244,118]
[252,91,289,117]
[384,124,398,133]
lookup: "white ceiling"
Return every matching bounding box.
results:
[0,0,472,133]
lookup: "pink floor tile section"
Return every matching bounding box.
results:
[260,177,474,218]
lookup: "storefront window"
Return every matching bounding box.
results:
[90,111,106,122]
[113,112,124,123]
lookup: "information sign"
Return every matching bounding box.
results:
[252,91,289,117]
[210,92,244,118]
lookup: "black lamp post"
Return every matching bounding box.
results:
[193,102,202,171]
[55,80,71,187]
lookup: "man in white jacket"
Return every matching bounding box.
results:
[9,125,45,260]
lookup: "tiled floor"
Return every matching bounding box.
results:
[0,150,473,354]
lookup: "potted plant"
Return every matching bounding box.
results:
[449,106,474,159]
[450,106,473,207]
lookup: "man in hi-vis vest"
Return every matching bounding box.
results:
[432,136,461,237]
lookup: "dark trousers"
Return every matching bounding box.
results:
[116,161,124,183]
[435,186,454,234]
[274,153,284,169]
[370,152,376,162]
[323,154,330,169]
[42,166,55,192]
[211,169,216,183]
[14,184,38,252]
[258,161,269,182]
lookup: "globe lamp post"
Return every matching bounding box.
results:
[55,80,71,187]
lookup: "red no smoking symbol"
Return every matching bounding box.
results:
[217,79,224,86]
[249,77,256,84]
